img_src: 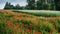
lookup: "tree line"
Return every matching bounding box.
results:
[4,0,60,10]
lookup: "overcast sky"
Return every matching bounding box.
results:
[0,0,27,9]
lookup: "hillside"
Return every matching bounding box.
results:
[0,10,60,34]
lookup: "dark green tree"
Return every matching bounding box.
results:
[54,0,60,10]
[14,4,21,10]
[27,0,35,10]
[4,2,14,9]
[50,0,55,10]
[36,0,43,10]
[4,2,11,9]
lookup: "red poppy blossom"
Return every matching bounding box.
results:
[26,28,30,33]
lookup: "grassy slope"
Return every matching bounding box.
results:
[0,10,60,34]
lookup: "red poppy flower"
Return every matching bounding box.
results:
[34,32,37,34]
[26,28,30,33]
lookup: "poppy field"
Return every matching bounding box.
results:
[0,10,60,34]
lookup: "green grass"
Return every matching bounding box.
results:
[13,10,60,17]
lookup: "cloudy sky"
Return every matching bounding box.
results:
[0,0,27,9]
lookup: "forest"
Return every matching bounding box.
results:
[4,0,60,10]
